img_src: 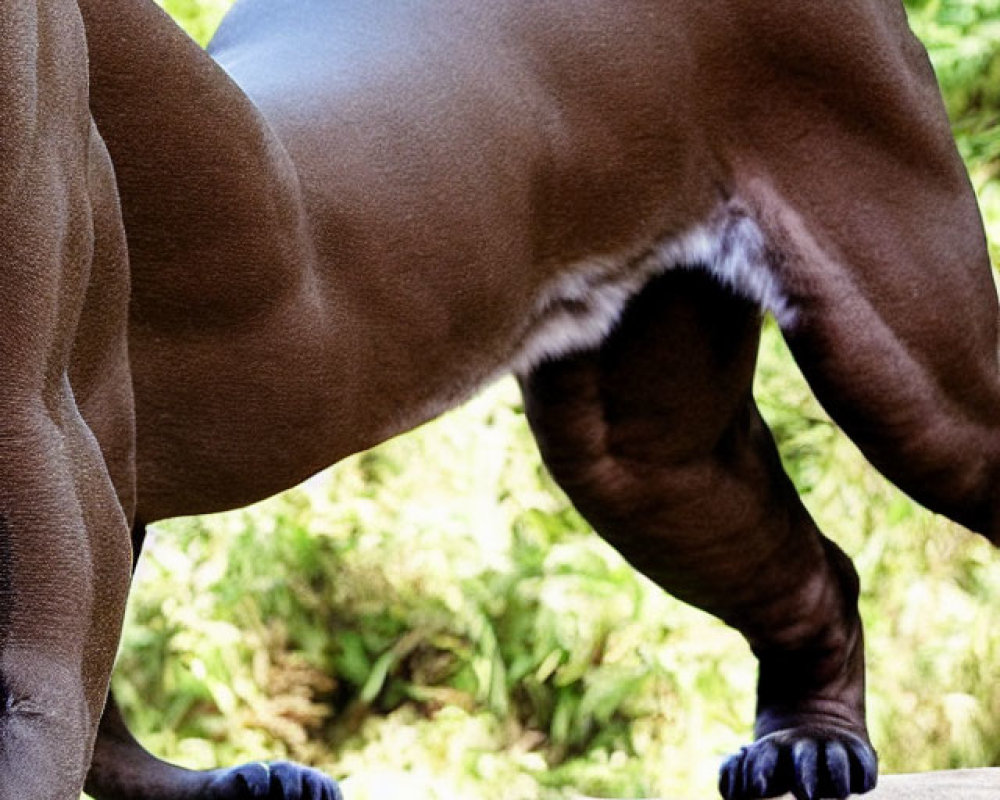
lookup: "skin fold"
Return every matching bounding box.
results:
[0,2,134,799]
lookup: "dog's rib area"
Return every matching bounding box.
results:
[512,201,795,376]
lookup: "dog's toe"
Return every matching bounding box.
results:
[206,760,342,800]
[719,728,877,800]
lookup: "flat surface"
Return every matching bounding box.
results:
[577,768,1000,800]
[856,768,1000,799]
[762,769,1000,799]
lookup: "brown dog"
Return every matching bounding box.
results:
[74,1,999,799]
[0,2,134,799]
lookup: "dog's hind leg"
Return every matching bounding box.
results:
[520,269,876,800]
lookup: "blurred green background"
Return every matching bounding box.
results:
[103,2,1000,798]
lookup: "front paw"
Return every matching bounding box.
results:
[205,760,342,800]
[719,728,877,800]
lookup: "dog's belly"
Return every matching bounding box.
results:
[133,196,785,524]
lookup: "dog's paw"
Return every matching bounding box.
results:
[718,728,877,800]
[205,760,343,800]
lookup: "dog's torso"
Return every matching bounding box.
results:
[82,0,954,522]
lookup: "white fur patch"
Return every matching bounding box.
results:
[508,253,661,376]
[657,206,796,327]
[511,203,795,375]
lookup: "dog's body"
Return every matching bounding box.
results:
[88,0,792,522]
[99,0,995,535]
[1,0,996,798]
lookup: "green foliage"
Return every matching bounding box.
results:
[905,0,1000,263]
[104,2,1000,799]
[115,367,1000,799]
[905,0,1000,138]
[117,384,760,798]
[154,0,231,46]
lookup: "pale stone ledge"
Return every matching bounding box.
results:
[575,768,1000,800]
[851,768,998,799]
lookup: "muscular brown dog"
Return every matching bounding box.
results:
[76,1,998,799]
[0,2,134,799]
